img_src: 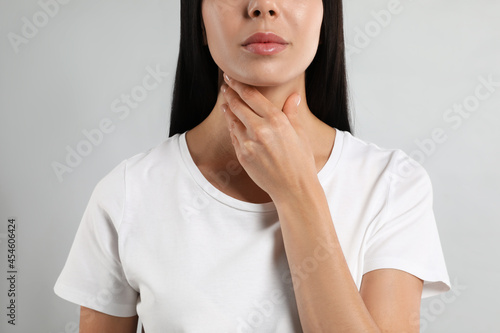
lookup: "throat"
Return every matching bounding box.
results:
[198,164,273,204]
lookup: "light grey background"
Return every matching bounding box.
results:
[0,0,498,332]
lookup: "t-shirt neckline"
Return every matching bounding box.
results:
[178,128,344,212]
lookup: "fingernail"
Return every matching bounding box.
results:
[221,84,227,93]
[224,74,231,82]
[296,95,301,106]
[221,104,227,113]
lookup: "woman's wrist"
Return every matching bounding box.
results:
[270,174,325,210]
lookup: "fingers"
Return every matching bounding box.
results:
[220,73,303,149]
[222,73,274,119]
[220,83,256,129]
[221,103,243,151]
[282,93,302,132]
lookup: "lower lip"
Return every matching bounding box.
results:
[243,43,288,55]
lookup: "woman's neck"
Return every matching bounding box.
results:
[185,72,333,172]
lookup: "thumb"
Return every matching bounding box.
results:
[282,93,301,127]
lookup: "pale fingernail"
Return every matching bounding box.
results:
[296,95,301,106]
[224,73,231,82]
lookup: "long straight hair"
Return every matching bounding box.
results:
[168,0,351,137]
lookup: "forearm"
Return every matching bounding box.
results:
[273,179,381,333]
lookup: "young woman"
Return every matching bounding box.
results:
[54,0,451,332]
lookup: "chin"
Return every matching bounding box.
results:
[228,69,301,87]
[244,79,285,87]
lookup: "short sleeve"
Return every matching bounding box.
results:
[54,159,139,316]
[363,152,451,298]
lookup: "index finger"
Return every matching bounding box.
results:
[223,73,276,118]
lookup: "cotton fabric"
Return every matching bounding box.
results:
[54,129,451,332]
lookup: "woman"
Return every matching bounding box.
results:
[54,0,451,332]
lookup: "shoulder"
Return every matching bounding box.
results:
[340,131,402,163]
[337,130,432,195]
[125,133,183,173]
[342,131,425,170]
[92,133,184,198]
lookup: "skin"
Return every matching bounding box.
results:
[80,0,424,331]
[79,306,139,332]
[189,0,335,204]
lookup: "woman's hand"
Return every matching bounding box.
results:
[220,73,319,204]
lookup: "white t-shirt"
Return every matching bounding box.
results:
[54,129,451,332]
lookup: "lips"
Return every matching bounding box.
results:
[242,32,288,46]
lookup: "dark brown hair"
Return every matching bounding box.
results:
[169,0,351,136]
